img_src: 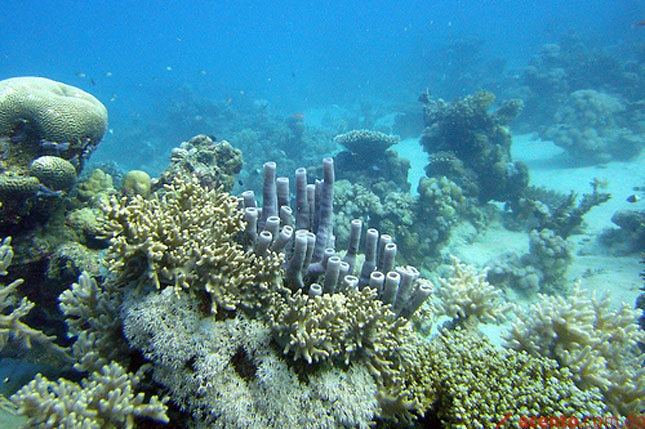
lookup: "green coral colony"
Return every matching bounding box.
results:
[0,76,642,429]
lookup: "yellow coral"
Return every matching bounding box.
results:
[433,257,511,327]
[404,329,606,427]
[29,155,76,191]
[98,176,283,314]
[506,285,645,417]
[121,169,151,198]
[0,76,107,145]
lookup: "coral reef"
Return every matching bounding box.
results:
[540,89,644,163]
[120,169,151,198]
[0,77,107,163]
[122,289,379,428]
[600,208,645,254]
[488,228,572,296]
[98,175,283,315]
[433,257,511,328]
[0,237,71,369]
[408,328,607,427]
[10,362,168,428]
[518,34,645,132]
[419,90,528,203]
[58,272,127,373]
[509,179,611,239]
[154,134,242,192]
[29,155,77,192]
[506,286,645,416]
[334,129,410,195]
[334,129,399,157]
[0,77,107,230]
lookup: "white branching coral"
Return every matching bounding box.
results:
[433,257,511,327]
[59,272,127,372]
[505,285,645,417]
[0,237,70,360]
[98,176,284,315]
[10,361,168,428]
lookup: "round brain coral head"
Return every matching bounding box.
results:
[29,155,77,192]
[0,76,108,147]
[121,170,151,198]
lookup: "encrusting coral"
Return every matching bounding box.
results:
[506,285,645,417]
[10,362,168,429]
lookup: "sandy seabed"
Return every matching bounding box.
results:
[394,133,645,314]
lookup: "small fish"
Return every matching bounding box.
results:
[627,194,640,203]
[238,179,244,186]
[198,70,207,75]
[293,113,305,119]
[109,94,117,102]
[90,78,96,86]
[632,21,645,28]
[166,66,173,71]
[105,71,113,77]
[75,72,86,78]
[291,72,296,78]
[226,97,232,105]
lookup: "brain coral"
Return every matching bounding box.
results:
[0,76,108,145]
[29,155,77,191]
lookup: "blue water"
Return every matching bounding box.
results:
[1,0,640,110]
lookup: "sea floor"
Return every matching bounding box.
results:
[394,134,644,315]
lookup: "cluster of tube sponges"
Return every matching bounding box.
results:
[241,158,432,324]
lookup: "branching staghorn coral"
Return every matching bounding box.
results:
[59,272,128,372]
[98,176,284,315]
[506,286,645,416]
[0,236,70,362]
[10,361,168,429]
[433,257,512,328]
